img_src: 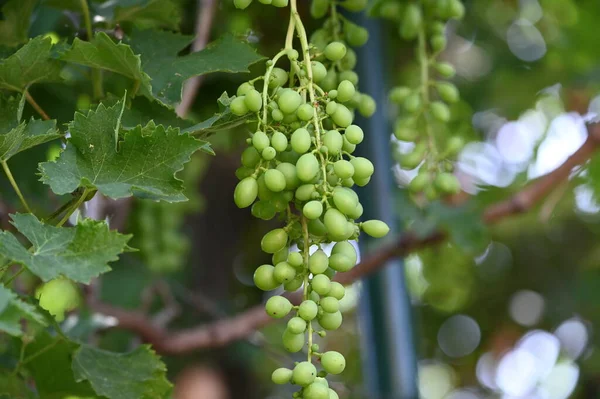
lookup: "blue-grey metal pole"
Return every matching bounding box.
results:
[351,11,420,399]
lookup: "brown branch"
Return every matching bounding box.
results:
[91,123,600,355]
[176,0,218,118]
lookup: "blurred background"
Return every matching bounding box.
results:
[6,0,600,398]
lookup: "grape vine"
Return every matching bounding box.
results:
[231,0,389,396]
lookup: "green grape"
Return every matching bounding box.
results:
[272,109,284,121]
[342,135,356,153]
[345,24,369,47]
[265,295,293,318]
[312,274,331,295]
[344,125,363,145]
[234,0,253,10]
[296,153,320,182]
[272,368,293,384]
[303,200,324,219]
[283,328,306,352]
[436,82,459,103]
[431,101,450,122]
[270,68,289,88]
[353,176,370,187]
[237,82,254,96]
[311,0,329,18]
[291,128,312,154]
[276,162,300,190]
[297,104,315,121]
[435,172,461,194]
[341,0,367,11]
[448,0,465,19]
[350,157,374,180]
[292,362,317,386]
[331,104,353,127]
[278,89,303,114]
[320,351,346,375]
[245,89,263,112]
[285,276,305,292]
[252,131,270,152]
[333,160,354,179]
[328,282,346,300]
[445,136,464,155]
[404,93,422,112]
[361,220,390,238]
[389,86,412,104]
[234,177,258,208]
[298,300,318,320]
[359,94,376,117]
[288,251,304,268]
[394,121,419,141]
[309,250,329,274]
[36,278,80,322]
[231,96,249,115]
[435,62,456,78]
[271,131,289,152]
[431,34,447,52]
[333,187,358,216]
[296,184,316,201]
[339,48,357,71]
[241,146,261,168]
[288,316,307,334]
[271,0,288,7]
[321,69,338,91]
[252,200,277,220]
[324,208,349,241]
[236,167,254,180]
[409,172,430,192]
[254,264,280,291]
[274,261,297,283]
[326,102,338,115]
[318,310,343,330]
[324,42,347,61]
[320,297,339,313]
[338,70,358,85]
[329,253,353,272]
[257,174,275,201]
[401,4,422,40]
[261,228,288,254]
[332,241,357,265]
[264,169,287,192]
[323,130,343,155]
[304,382,330,399]
[337,80,356,103]
[328,90,338,99]
[273,247,290,264]
[328,389,340,399]
[262,146,277,161]
[311,61,328,82]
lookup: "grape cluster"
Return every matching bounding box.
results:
[373,0,466,200]
[230,0,389,397]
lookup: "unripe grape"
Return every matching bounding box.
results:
[394,120,419,141]
[297,104,315,121]
[435,62,456,78]
[378,1,401,18]
[436,82,459,103]
[327,90,338,100]
[288,252,303,268]
[332,104,353,128]
[269,67,288,88]
[431,34,447,52]
[274,261,296,283]
[273,247,289,265]
[324,42,347,61]
[288,317,307,334]
[332,241,357,266]
[323,130,343,155]
[329,389,340,399]
[321,69,338,91]
[254,264,279,291]
[241,146,261,168]
[321,351,346,375]
[237,82,254,96]
[435,172,461,194]
[333,187,358,216]
[329,253,353,272]
[299,300,319,320]
[341,0,368,12]
[271,0,288,7]
[333,160,354,179]
[303,200,324,220]
[310,0,328,18]
[345,24,369,47]
[309,250,329,274]
[234,177,258,208]
[389,86,412,104]
[404,93,422,113]
[296,184,316,201]
[271,131,288,152]
[304,382,329,399]
[276,163,300,190]
[328,282,345,300]
[359,94,376,117]
[318,310,343,330]
[244,89,263,112]
[292,362,317,386]
[320,296,339,313]
[311,61,327,82]
[291,128,311,154]
[308,218,328,236]
[431,101,450,122]
[261,228,288,254]
[234,0,253,10]
[264,169,287,192]
[324,208,349,241]
[252,131,270,152]
[231,96,249,115]
[361,220,390,238]
[401,4,422,40]
[252,200,276,220]
[284,276,304,292]
[278,89,302,114]
[271,109,284,121]
[283,328,305,352]
[310,290,320,303]
[236,166,254,180]
[265,295,292,318]
[409,172,430,192]
[342,135,356,153]
[262,146,276,161]
[337,80,356,103]
[350,157,374,180]
[399,150,424,169]
[36,278,80,321]
[353,176,370,187]
[344,125,364,145]
[449,0,465,19]
[338,70,358,85]
[296,153,320,182]
[445,136,464,155]
[272,368,293,385]
[326,101,338,115]
[339,48,357,71]
[312,274,331,295]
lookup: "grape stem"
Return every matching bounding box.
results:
[1,160,33,214]
[79,0,104,99]
[56,188,93,227]
[301,216,313,363]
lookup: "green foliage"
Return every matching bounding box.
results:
[0,0,36,48]
[0,284,46,336]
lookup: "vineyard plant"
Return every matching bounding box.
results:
[1,0,600,398]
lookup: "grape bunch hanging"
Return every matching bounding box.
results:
[230,0,388,397]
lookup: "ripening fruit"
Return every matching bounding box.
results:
[291,128,311,154]
[337,80,356,103]
[358,94,376,117]
[350,157,374,180]
[292,361,317,386]
[320,296,340,313]
[318,310,343,330]
[332,241,357,266]
[310,0,329,18]
[339,71,358,86]
[435,172,461,194]
[296,153,320,182]
[323,130,343,155]
[303,200,324,220]
[329,389,340,399]
[234,0,253,10]
[264,169,286,192]
[254,264,279,291]
[271,131,288,152]
[261,228,288,254]
[262,146,276,160]
[273,247,289,264]
[404,93,421,112]
[409,172,430,193]
[445,136,464,155]
[311,274,331,295]
[309,250,329,274]
[332,104,353,127]
[287,317,307,334]
[389,86,412,104]
[36,278,80,321]
[252,130,270,152]
[278,89,302,114]
[361,220,390,238]
[341,0,368,11]
[436,82,459,103]
[345,125,364,144]
[287,251,303,268]
[431,34,447,52]
[274,261,296,283]
[329,253,353,272]
[284,276,304,292]
[448,0,465,19]
[333,160,354,179]
[401,4,422,40]
[431,101,450,122]
[271,0,288,7]
[394,120,419,141]
[324,208,349,241]
[244,89,263,112]
[333,187,357,216]
[304,382,329,399]
[324,42,347,61]
[328,282,346,300]
[435,62,456,78]
[296,184,316,201]
[270,68,288,88]
[283,328,305,352]
[241,146,261,168]
[297,103,315,121]
[234,177,258,208]
[230,96,249,115]
[298,300,319,320]
[345,23,369,47]
[265,295,292,318]
[321,351,346,375]
[272,368,293,384]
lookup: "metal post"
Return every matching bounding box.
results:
[351,11,420,399]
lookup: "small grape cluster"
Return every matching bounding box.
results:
[373,0,466,200]
[230,0,389,397]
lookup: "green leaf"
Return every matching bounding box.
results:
[72,345,171,399]
[0,0,37,48]
[0,213,132,283]
[0,37,64,92]
[427,202,489,254]
[181,92,252,138]
[127,29,265,106]
[110,0,181,30]
[0,372,36,398]
[25,332,96,399]
[40,99,207,201]
[61,32,152,97]
[0,285,46,337]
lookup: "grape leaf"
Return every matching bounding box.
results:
[40,99,208,201]
[127,29,265,106]
[0,0,37,48]
[0,373,36,399]
[72,345,171,399]
[0,285,46,337]
[0,213,132,283]
[0,37,64,92]
[427,202,489,255]
[102,0,181,30]
[181,92,252,138]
